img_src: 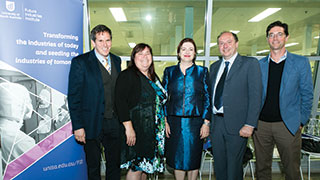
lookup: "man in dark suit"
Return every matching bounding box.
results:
[68,24,121,180]
[253,21,313,180]
[209,31,262,180]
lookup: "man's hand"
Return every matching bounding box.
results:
[239,125,254,138]
[74,128,86,144]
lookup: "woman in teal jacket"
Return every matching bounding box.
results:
[163,38,211,180]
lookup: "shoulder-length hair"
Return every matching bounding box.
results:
[177,38,197,63]
[129,43,157,82]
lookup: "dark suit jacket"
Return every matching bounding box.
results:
[209,54,262,134]
[67,50,121,139]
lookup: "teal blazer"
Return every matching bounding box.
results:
[162,64,211,120]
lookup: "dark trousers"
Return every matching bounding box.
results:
[253,120,301,180]
[210,114,247,180]
[84,125,121,180]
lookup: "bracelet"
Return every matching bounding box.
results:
[203,121,210,126]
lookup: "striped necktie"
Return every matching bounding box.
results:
[104,58,111,74]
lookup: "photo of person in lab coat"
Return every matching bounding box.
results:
[0,82,36,168]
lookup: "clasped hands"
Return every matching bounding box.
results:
[165,118,210,139]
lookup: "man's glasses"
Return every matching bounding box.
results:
[268,32,285,39]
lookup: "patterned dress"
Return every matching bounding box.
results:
[120,74,167,173]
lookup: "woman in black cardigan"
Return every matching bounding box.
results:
[115,43,167,180]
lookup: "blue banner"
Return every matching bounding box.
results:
[0,0,83,94]
[0,0,86,179]
[13,135,87,180]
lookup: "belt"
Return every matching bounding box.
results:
[215,113,224,117]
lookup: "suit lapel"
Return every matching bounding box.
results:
[110,56,120,79]
[210,60,222,91]
[260,56,269,98]
[88,50,103,86]
[280,53,292,96]
[110,53,121,73]
[226,54,242,80]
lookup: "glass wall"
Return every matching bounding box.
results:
[209,0,320,57]
[87,0,320,116]
[88,0,320,57]
[88,0,206,56]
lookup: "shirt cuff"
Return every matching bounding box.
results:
[245,124,255,128]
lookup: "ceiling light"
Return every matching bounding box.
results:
[248,8,281,22]
[230,30,240,34]
[146,15,152,21]
[210,43,217,47]
[315,36,320,39]
[128,42,136,48]
[109,8,127,22]
[285,42,299,47]
[197,50,204,54]
[256,49,270,54]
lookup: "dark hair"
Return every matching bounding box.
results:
[266,21,289,37]
[129,43,157,82]
[177,38,197,63]
[217,31,239,43]
[90,24,112,41]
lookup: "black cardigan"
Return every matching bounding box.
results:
[114,67,142,122]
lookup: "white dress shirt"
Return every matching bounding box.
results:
[212,52,238,114]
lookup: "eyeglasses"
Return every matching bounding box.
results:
[268,32,285,39]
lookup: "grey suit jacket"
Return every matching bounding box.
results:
[209,54,262,135]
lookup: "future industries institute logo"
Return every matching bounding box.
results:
[6,1,15,12]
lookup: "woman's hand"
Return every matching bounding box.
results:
[200,119,210,139]
[123,121,136,146]
[165,117,171,138]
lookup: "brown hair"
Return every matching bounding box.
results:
[90,24,112,41]
[177,38,197,63]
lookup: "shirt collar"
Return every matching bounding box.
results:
[222,52,238,67]
[94,49,110,64]
[268,50,287,64]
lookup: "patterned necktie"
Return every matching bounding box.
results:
[214,61,230,109]
[104,58,111,74]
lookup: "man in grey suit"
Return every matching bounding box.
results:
[209,31,262,180]
[253,21,313,180]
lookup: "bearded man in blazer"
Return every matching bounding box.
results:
[253,21,313,180]
[68,25,121,180]
[209,31,262,180]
